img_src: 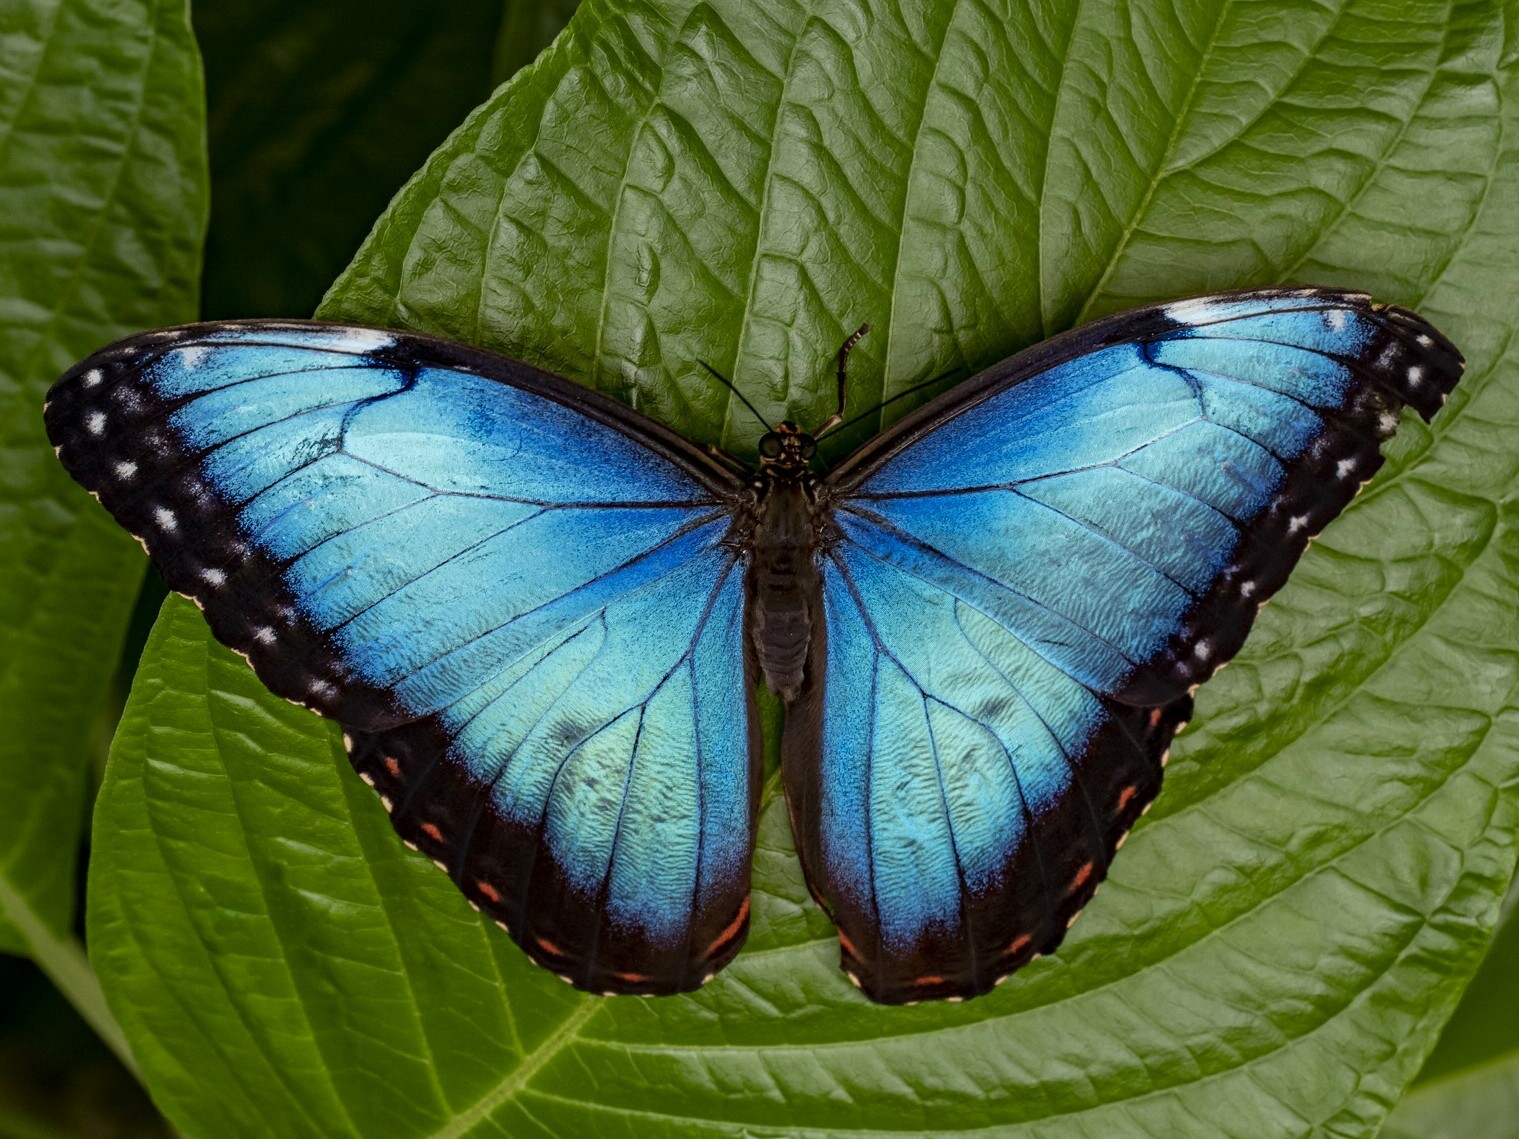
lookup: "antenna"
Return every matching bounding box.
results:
[816,365,962,440]
[697,360,771,432]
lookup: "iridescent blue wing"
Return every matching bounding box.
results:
[45,323,758,995]
[791,288,1463,1003]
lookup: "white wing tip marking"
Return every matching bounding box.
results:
[1164,298,1217,326]
[327,327,396,353]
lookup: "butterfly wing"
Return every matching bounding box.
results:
[45,323,758,995]
[789,288,1463,1003]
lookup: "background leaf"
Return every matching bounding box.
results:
[91,0,1519,1136]
[494,0,584,87]
[0,0,205,965]
[194,0,520,321]
[0,957,170,1139]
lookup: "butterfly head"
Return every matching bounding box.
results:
[757,421,817,479]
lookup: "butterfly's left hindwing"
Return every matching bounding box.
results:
[789,289,1462,1003]
[45,323,758,995]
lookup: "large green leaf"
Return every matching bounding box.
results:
[92,0,1519,1135]
[0,0,205,959]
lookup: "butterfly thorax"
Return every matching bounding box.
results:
[748,423,824,701]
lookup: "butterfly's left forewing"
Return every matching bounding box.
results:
[45,323,759,995]
[791,289,1462,1003]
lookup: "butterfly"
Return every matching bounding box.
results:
[44,287,1462,1004]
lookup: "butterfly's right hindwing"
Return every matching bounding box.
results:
[46,322,759,994]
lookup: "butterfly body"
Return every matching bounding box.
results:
[744,424,831,700]
[45,289,1464,1003]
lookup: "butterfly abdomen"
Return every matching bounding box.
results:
[747,481,822,701]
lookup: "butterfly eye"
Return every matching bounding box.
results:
[759,433,783,458]
[800,437,817,459]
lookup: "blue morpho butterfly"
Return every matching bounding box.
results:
[45,287,1462,1004]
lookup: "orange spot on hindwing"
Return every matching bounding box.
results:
[1067,861,1093,895]
[708,897,750,957]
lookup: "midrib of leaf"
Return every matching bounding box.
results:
[1067,0,1235,327]
[874,0,960,415]
[1027,0,1082,342]
[723,0,822,452]
[425,999,599,1139]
